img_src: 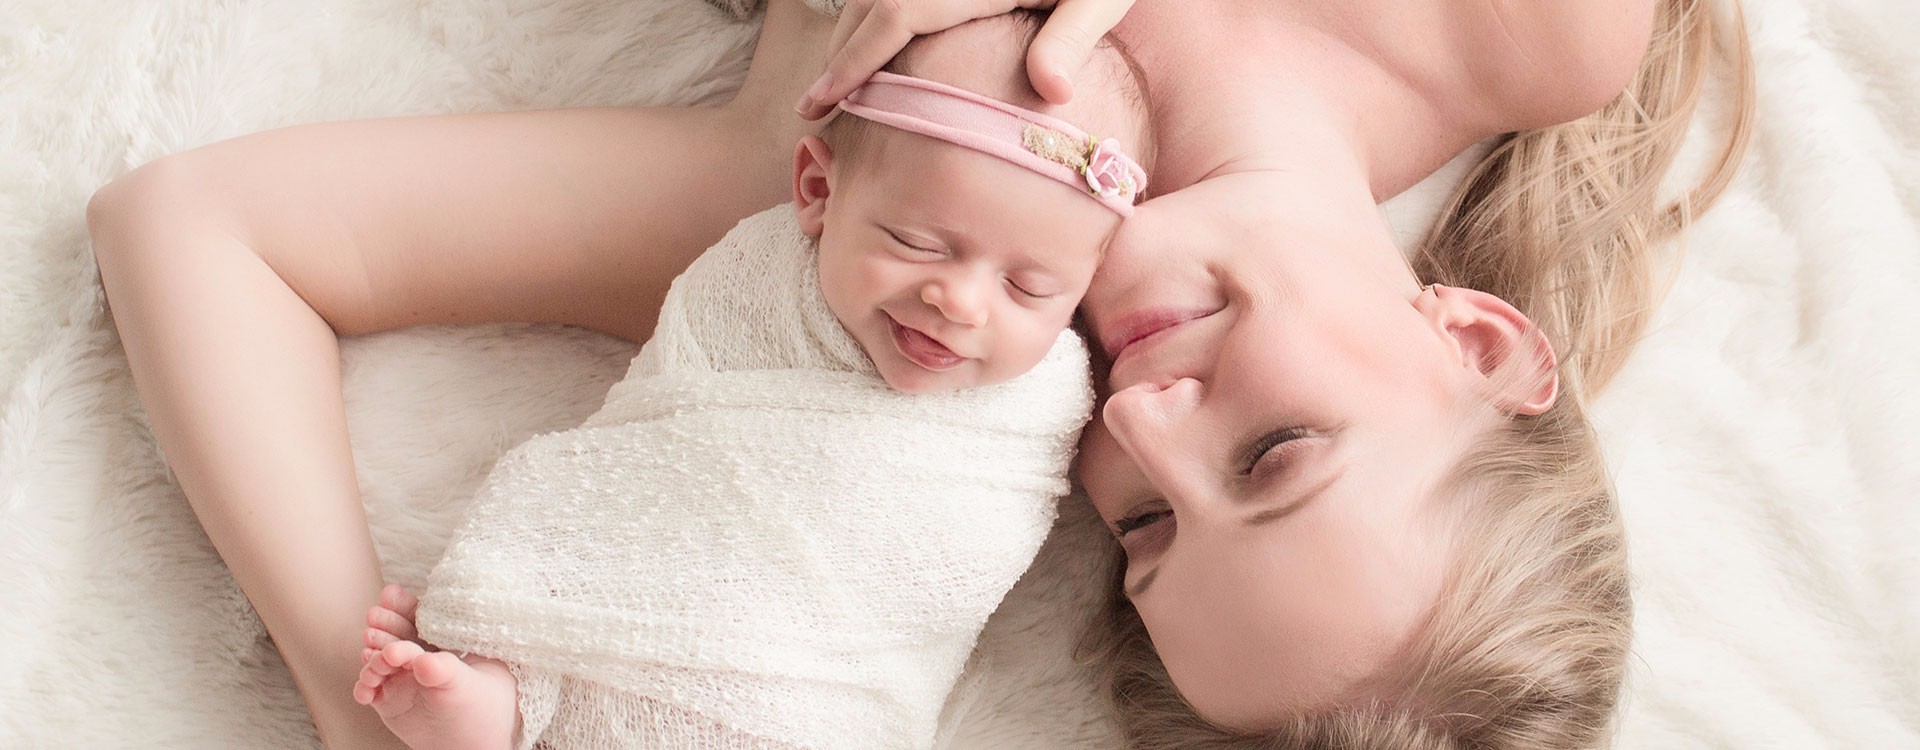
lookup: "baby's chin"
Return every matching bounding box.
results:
[878,354,1052,394]
[862,324,1053,393]
[876,362,980,394]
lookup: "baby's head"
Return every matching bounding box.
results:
[791,11,1153,394]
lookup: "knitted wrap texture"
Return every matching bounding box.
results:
[415,206,1093,750]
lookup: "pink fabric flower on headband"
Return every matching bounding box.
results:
[1084,138,1140,201]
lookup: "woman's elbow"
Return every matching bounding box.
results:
[89,156,185,257]
[86,153,241,274]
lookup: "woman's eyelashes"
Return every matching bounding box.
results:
[1114,500,1176,559]
[1240,427,1310,479]
[1115,501,1172,536]
[1107,429,1330,562]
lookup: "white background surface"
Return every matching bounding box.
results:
[2,0,1915,747]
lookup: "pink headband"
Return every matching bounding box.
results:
[837,72,1148,216]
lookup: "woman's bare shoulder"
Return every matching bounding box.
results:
[1456,0,1659,128]
[1123,0,1655,131]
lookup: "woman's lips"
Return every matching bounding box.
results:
[1099,308,1217,363]
[888,316,965,371]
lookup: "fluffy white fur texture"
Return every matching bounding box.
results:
[1,0,1915,748]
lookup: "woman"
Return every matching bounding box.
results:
[85,0,1748,747]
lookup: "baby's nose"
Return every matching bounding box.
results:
[922,277,990,327]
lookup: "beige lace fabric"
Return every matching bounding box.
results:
[414,206,1092,750]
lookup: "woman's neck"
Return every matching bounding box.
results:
[1116,0,1494,201]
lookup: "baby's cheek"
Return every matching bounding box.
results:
[995,318,1069,379]
[846,252,913,297]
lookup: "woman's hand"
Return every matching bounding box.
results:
[795,0,1135,120]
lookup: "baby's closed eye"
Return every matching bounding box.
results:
[1007,274,1064,299]
[885,228,945,256]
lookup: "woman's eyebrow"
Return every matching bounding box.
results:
[1243,466,1344,528]
[1128,468,1347,599]
[1126,566,1160,598]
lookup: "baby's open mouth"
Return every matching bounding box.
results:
[887,316,965,371]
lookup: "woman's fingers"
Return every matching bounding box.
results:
[798,0,923,119]
[824,0,879,65]
[802,0,1105,119]
[798,0,1137,118]
[1026,0,1135,104]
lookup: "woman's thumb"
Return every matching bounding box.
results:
[1026,0,1134,105]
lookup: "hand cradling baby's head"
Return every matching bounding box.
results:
[794,11,1154,394]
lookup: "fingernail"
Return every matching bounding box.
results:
[795,72,834,114]
[806,72,833,101]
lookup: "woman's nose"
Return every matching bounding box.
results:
[1099,377,1207,497]
[921,274,990,327]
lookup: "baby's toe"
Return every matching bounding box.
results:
[366,604,419,642]
[377,640,426,668]
[380,584,421,620]
[354,654,395,705]
[365,625,403,650]
[352,677,379,706]
[408,651,469,690]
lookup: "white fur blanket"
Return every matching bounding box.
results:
[2,0,1915,748]
[415,206,1089,749]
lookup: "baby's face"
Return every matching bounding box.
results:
[809,135,1115,393]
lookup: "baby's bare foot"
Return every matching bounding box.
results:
[353,641,519,750]
[363,583,422,655]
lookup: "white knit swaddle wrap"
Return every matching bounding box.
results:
[415,206,1092,750]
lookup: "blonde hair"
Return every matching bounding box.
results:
[1083,0,1754,747]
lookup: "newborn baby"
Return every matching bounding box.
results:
[352,12,1151,750]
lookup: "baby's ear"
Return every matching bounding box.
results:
[792,136,835,238]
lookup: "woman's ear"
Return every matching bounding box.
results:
[1417,284,1559,415]
[792,136,835,237]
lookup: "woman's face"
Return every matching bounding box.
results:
[1076,170,1493,728]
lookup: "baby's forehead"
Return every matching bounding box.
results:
[890,16,1148,154]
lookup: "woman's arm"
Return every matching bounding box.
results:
[94,107,783,344]
[84,2,834,744]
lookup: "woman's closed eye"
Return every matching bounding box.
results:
[1115,501,1172,536]
[1241,427,1313,481]
[1113,499,1175,559]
